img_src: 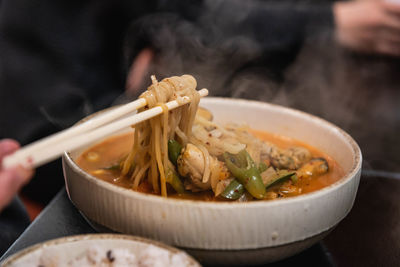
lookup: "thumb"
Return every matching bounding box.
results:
[0,167,33,211]
[0,139,20,164]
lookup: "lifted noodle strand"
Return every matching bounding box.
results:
[122,75,199,197]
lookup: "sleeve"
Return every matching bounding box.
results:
[199,0,335,75]
[0,0,156,145]
[0,0,156,204]
[214,1,334,50]
[123,0,334,95]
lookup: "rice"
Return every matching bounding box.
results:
[35,244,192,267]
[139,245,189,267]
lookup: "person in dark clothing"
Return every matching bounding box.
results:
[124,0,400,102]
[0,0,159,204]
[1,0,400,255]
[0,0,335,204]
[124,0,400,176]
[124,0,335,97]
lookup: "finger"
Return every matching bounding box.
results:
[381,13,400,31]
[382,0,400,15]
[0,166,33,211]
[335,29,375,52]
[375,40,400,56]
[378,1,400,30]
[379,28,400,43]
[0,139,20,164]
[126,48,154,95]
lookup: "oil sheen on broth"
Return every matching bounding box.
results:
[76,130,344,201]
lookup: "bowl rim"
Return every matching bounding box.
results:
[63,97,362,209]
[1,233,201,266]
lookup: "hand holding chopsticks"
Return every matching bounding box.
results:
[2,88,208,169]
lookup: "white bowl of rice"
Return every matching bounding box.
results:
[0,234,201,267]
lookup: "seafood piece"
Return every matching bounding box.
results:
[269,146,311,170]
[297,158,329,179]
[177,143,229,192]
[191,124,246,156]
[260,142,274,157]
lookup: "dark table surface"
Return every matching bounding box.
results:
[1,171,400,267]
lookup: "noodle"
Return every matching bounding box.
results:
[122,75,199,197]
[80,74,335,202]
[189,137,211,184]
[133,162,150,189]
[175,127,188,145]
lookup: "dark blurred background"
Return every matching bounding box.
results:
[0,0,399,265]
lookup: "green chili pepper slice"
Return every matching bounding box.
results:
[165,168,185,194]
[102,156,129,172]
[223,150,266,199]
[168,139,182,166]
[220,179,245,200]
[264,169,296,188]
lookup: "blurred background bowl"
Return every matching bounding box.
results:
[62,97,362,266]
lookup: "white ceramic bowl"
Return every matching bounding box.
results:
[1,234,201,267]
[62,98,362,266]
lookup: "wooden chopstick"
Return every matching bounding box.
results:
[3,88,208,169]
[7,98,147,167]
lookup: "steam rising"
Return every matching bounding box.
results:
[284,35,400,172]
[124,1,400,172]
